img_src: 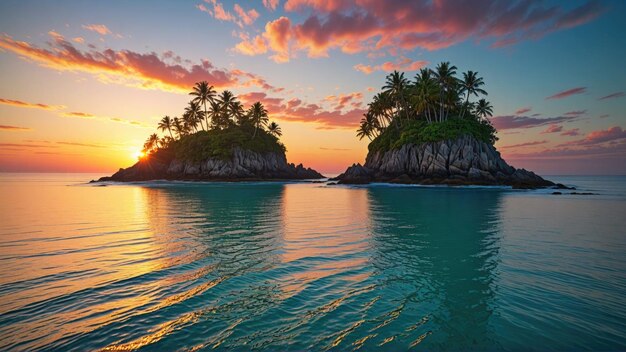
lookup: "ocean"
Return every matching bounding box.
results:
[0,173,625,351]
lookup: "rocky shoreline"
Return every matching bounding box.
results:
[333,136,555,189]
[97,147,323,182]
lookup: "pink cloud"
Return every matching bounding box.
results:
[490,115,577,130]
[324,92,363,110]
[235,1,605,61]
[561,128,580,136]
[541,124,563,134]
[563,110,587,116]
[354,57,428,74]
[238,91,366,128]
[198,1,260,28]
[568,126,626,146]
[500,140,548,149]
[0,33,275,93]
[233,4,260,26]
[515,107,531,115]
[264,16,293,62]
[72,37,84,44]
[598,92,624,100]
[82,24,111,35]
[263,0,279,11]
[546,87,587,100]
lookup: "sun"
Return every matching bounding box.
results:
[132,149,146,160]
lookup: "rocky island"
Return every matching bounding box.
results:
[97,82,323,182]
[333,63,554,189]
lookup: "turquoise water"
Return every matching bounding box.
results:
[0,174,625,351]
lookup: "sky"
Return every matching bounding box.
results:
[0,0,625,175]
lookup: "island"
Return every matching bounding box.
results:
[97,82,323,182]
[333,62,555,189]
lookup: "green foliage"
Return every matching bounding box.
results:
[171,124,286,161]
[369,116,498,152]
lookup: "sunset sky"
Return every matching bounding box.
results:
[1,0,625,175]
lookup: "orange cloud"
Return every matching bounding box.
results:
[198,0,259,28]
[82,24,112,35]
[264,16,292,62]
[0,33,274,93]
[234,32,268,56]
[233,4,260,26]
[324,92,363,110]
[236,1,604,61]
[263,0,279,11]
[239,91,366,128]
[354,57,428,74]
[0,125,32,131]
[0,98,65,110]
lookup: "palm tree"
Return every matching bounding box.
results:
[383,71,410,123]
[460,71,487,118]
[190,81,216,130]
[230,101,245,125]
[267,121,282,137]
[433,61,458,121]
[208,101,223,130]
[143,133,159,154]
[158,115,174,139]
[356,112,380,141]
[172,116,186,138]
[474,99,493,119]
[413,68,439,123]
[249,102,269,138]
[184,101,203,132]
[215,90,238,129]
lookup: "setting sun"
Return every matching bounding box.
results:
[132,150,145,160]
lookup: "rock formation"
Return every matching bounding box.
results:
[334,136,553,188]
[98,147,323,182]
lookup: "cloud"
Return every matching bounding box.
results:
[598,92,624,100]
[82,24,112,35]
[236,1,605,61]
[62,111,95,118]
[354,57,428,74]
[505,141,626,160]
[561,126,626,146]
[515,107,532,115]
[0,143,57,148]
[0,98,65,110]
[72,37,84,43]
[541,124,563,134]
[561,128,580,136]
[263,0,279,10]
[563,110,587,116]
[233,4,260,26]
[546,87,586,100]
[0,125,32,131]
[197,0,259,28]
[56,141,106,148]
[490,115,577,130]
[233,32,268,55]
[320,147,351,151]
[501,140,548,149]
[238,90,366,128]
[324,92,364,110]
[0,33,274,93]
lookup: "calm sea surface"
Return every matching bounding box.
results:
[0,173,625,351]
